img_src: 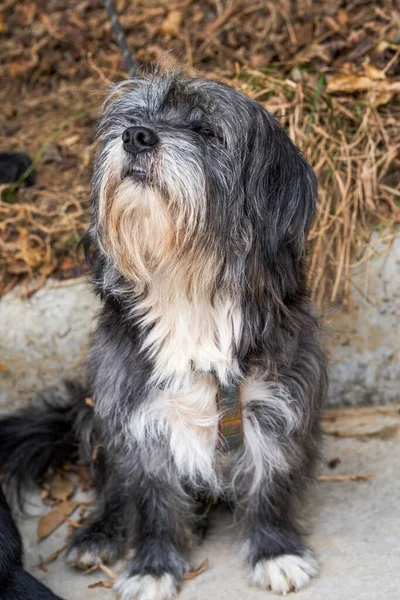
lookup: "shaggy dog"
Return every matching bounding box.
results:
[0,72,326,599]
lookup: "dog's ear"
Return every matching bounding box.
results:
[244,104,317,261]
[242,103,317,306]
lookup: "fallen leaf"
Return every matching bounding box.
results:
[66,517,82,528]
[0,361,9,372]
[160,10,182,36]
[336,8,349,26]
[37,544,67,569]
[324,16,340,32]
[49,473,75,502]
[88,581,113,589]
[327,74,373,93]
[37,501,78,542]
[61,134,80,147]
[183,558,210,580]
[59,257,74,271]
[85,396,95,408]
[317,473,373,482]
[370,84,400,108]
[364,64,385,81]
[326,74,400,106]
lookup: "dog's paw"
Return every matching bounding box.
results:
[249,553,319,595]
[115,573,177,600]
[66,528,123,568]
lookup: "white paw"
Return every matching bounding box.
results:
[66,547,103,568]
[250,553,319,595]
[115,573,177,600]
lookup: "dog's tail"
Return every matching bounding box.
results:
[0,382,95,503]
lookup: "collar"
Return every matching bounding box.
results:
[216,382,243,452]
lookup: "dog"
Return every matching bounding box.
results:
[0,486,64,599]
[0,72,327,599]
[0,151,61,600]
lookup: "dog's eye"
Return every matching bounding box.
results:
[191,122,222,142]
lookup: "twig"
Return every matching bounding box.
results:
[317,473,373,482]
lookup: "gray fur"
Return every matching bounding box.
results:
[2,72,327,598]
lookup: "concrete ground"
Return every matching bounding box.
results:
[17,423,400,600]
[1,264,399,599]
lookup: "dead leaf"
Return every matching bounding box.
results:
[59,257,74,271]
[0,361,9,372]
[66,517,82,528]
[37,544,67,569]
[327,73,400,106]
[183,558,210,580]
[37,501,78,542]
[160,10,183,36]
[370,82,400,107]
[324,16,340,32]
[364,64,385,81]
[327,74,373,93]
[49,473,75,502]
[61,134,80,147]
[250,53,273,69]
[318,473,373,482]
[85,396,95,407]
[88,581,113,589]
[336,8,349,26]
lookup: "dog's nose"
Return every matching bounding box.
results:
[122,126,159,153]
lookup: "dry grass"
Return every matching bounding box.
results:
[0,0,399,306]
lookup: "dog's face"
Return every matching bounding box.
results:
[91,73,317,297]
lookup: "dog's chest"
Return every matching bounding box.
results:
[136,278,242,385]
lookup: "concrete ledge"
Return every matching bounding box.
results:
[0,279,99,410]
[328,231,400,405]
[1,231,400,408]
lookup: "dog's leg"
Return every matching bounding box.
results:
[234,342,325,595]
[114,459,197,600]
[67,456,127,568]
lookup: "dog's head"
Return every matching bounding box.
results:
[90,72,317,300]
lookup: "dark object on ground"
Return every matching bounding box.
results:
[0,485,63,599]
[0,151,36,186]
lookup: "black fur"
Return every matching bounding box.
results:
[0,486,63,599]
[0,383,93,504]
[0,151,36,186]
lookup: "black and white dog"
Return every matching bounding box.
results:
[0,72,326,599]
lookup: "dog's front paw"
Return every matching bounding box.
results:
[66,525,124,568]
[115,573,178,600]
[249,553,319,595]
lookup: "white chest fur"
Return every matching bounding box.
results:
[135,275,242,387]
[128,277,242,486]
